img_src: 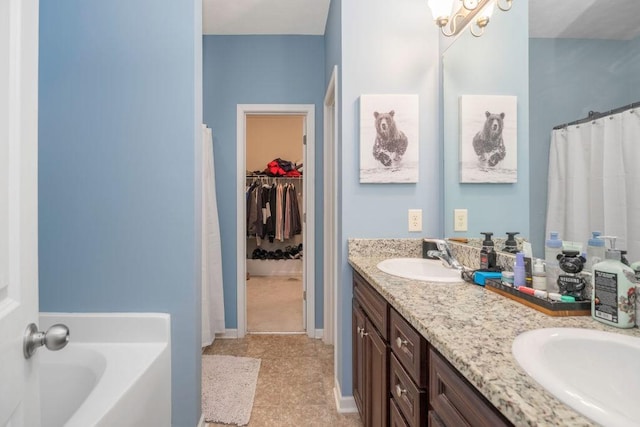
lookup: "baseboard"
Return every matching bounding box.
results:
[197,414,205,427]
[217,328,321,340]
[215,329,238,339]
[333,377,358,413]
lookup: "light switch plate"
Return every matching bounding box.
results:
[408,209,422,232]
[454,209,468,232]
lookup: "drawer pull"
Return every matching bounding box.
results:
[396,337,408,349]
[395,384,407,397]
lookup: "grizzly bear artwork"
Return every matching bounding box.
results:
[473,111,506,167]
[372,110,408,167]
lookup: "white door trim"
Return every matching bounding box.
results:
[323,66,338,346]
[236,104,315,339]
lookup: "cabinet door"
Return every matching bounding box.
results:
[366,317,389,427]
[352,299,366,420]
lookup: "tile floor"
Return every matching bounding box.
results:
[247,276,303,333]
[203,334,363,427]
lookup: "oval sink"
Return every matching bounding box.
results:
[513,328,640,427]
[376,258,462,283]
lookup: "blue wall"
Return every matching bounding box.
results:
[529,36,640,258]
[38,1,202,425]
[442,0,529,240]
[336,0,441,394]
[202,35,326,329]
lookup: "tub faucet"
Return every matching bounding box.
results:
[424,238,464,270]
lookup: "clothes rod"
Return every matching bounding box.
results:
[553,101,640,130]
[246,175,303,179]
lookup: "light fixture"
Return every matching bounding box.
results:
[428,0,512,38]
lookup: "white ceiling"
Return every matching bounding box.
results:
[203,0,640,40]
[529,0,640,40]
[203,0,331,35]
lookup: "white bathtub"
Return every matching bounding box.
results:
[39,313,171,427]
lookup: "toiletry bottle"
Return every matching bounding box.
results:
[545,232,563,293]
[586,231,605,271]
[479,232,496,269]
[532,258,546,291]
[592,237,637,329]
[503,232,519,254]
[631,260,640,281]
[514,252,526,288]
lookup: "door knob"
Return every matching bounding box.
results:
[23,323,70,359]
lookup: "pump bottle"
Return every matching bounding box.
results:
[479,232,496,269]
[502,232,519,254]
[592,236,637,328]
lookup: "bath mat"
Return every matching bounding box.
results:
[202,355,261,426]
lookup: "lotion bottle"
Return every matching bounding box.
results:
[592,237,637,328]
[545,232,563,293]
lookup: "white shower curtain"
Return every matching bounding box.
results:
[546,108,640,261]
[202,125,225,347]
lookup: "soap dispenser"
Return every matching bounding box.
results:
[503,232,519,254]
[480,232,496,269]
[592,236,637,328]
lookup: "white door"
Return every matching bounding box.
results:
[0,0,40,425]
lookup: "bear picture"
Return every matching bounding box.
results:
[372,110,408,167]
[459,95,517,183]
[360,94,419,183]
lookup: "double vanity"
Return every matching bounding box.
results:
[349,238,640,427]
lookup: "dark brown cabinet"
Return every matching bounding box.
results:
[352,270,513,427]
[353,272,389,427]
[429,348,511,427]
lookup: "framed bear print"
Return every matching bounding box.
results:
[459,95,517,183]
[359,94,419,183]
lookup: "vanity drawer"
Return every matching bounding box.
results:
[429,348,511,427]
[353,271,388,340]
[390,397,410,427]
[390,308,428,387]
[390,353,427,427]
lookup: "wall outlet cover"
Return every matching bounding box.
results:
[454,209,468,232]
[408,209,422,232]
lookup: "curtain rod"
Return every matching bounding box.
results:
[553,101,640,130]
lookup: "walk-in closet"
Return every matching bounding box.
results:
[245,115,305,333]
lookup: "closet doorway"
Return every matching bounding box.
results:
[236,105,315,338]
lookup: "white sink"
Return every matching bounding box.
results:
[512,328,640,427]
[376,258,462,283]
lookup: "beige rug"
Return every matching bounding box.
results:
[202,355,261,426]
[247,275,304,332]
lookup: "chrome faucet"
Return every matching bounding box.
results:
[423,238,464,270]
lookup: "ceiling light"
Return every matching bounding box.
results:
[428,0,512,37]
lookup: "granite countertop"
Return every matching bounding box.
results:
[348,238,640,427]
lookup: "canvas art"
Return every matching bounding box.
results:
[360,94,419,183]
[459,95,517,183]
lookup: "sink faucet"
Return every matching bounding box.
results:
[423,238,464,270]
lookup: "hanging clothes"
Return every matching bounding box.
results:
[245,177,302,244]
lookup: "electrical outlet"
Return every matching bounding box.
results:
[454,209,468,232]
[408,209,422,232]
